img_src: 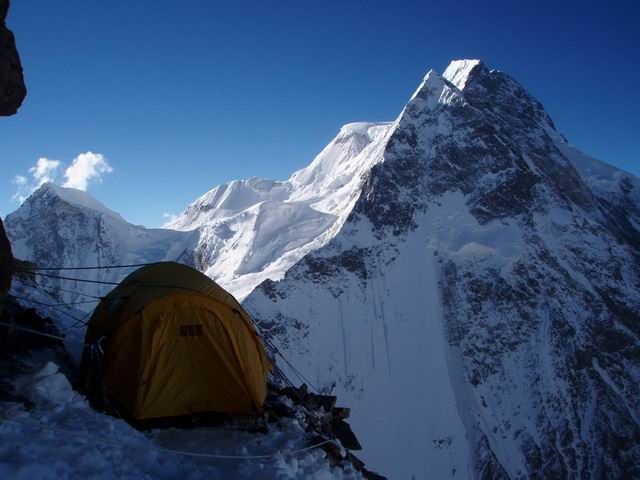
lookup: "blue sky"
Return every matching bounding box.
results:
[1,0,638,226]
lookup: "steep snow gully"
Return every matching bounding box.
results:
[5,59,640,479]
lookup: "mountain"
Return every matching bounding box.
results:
[5,182,198,304]
[5,121,393,304]
[167,122,392,299]
[5,59,640,479]
[243,60,640,478]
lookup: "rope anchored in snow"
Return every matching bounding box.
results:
[18,271,121,286]
[0,416,336,460]
[18,270,217,294]
[21,279,105,300]
[11,294,102,308]
[252,323,320,394]
[20,262,158,271]
[9,292,92,326]
[0,320,68,342]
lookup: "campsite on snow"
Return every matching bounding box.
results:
[1,1,639,479]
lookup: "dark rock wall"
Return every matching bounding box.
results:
[0,0,26,116]
[0,0,24,290]
[0,219,14,292]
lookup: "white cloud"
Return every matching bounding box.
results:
[13,175,27,186]
[29,157,61,186]
[11,158,61,203]
[162,212,179,228]
[62,151,113,191]
[10,152,112,204]
[11,175,30,203]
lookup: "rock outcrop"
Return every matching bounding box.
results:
[0,0,26,115]
[0,219,14,293]
[0,0,24,292]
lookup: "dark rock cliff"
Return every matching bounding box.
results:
[0,0,26,116]
[0,219,14,293]
[0,0,24,291]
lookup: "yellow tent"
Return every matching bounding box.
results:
[80,262,272,421]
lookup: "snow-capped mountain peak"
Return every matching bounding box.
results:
[444,58,559,141]
[243,60,640,478]
[442,58,485,90]
[408,68,452,106]
[29,182,125,222]
[288,121,392,209]
[6,183,197,306]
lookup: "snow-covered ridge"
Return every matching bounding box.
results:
[168,178,293,230]
[554,139,640,205]
[37,182,125,222]
[6,118,395,301]
[165,120,394,299]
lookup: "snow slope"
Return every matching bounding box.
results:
[0,362,361,480]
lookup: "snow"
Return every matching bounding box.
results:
[245,190,528,478]
[40,182,125,222]
[457,242,496,256]
[202,200,337,298]
[442,59,483,90]
[409,69,448,106]
[336,122,384,137]
[163,120,394,300]
[0,362,361,480]
[246,206,475,479]
[555,138,640,206]
[168,178,293,230]
[5,184,199,311]
[15,362,80,405]
[5,117,394,302]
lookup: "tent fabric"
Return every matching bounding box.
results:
[80,262,272,421]
[84,262,253,344]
